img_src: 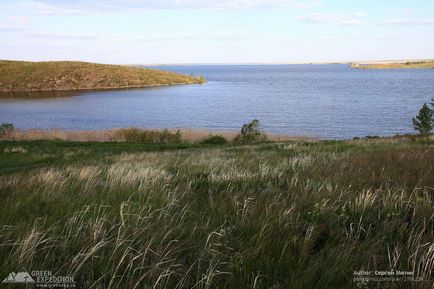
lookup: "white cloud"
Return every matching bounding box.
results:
[352,12,367,17]
[0,25,28,32]
[131,35,243,42]
[25,32,98,40]
[24,0,322,14]
[0,14,29,32]
[379,18,434,25]
[339,19,363,26]
[297,12,365,26]
[20,2,87,15]
[318,35,364,41]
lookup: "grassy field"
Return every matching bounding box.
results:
[352,60,434,69]
[0,60,203,93]
[0,137,433,288]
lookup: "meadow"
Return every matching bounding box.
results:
[0,137,433,288]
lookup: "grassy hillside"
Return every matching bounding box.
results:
[351,60,434,69]
[0,60,203,92]
[0,137,433,288]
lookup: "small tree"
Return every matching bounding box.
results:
[234,119,267,144]
[412,103,433,136]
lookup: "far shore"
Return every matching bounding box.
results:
[350,60,434,69]
[1,128,315,143]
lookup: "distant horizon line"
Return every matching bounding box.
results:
[127,58,434,66]
[129,58,434,66]
[2,58,434,66]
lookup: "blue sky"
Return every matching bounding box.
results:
[1,0,433,64]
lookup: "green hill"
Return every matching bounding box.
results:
[0,60,203,92]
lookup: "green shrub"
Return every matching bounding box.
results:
[118,128,182,144]
[0,123,14,138]
[200,135,228,145]
[234,119,267,144]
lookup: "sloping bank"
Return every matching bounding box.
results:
[0,60,204,93]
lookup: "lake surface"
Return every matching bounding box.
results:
[1,64,433,139]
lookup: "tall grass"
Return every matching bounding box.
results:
[115,128,182,144]
[0,138,432,288]
[0,128,300,143]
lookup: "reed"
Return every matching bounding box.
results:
[0,128,303,143]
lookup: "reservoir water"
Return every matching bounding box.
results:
[1,64,433,139]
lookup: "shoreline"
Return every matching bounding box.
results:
[349,60,434,69]
[0,128,315,143]
[0,82,199,95]
[2,128,431,143]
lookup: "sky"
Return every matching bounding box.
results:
[0,0,434,64]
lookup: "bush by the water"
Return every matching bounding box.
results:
[234,119,267,144]
[116,128,182,144]
[0,123,14,138]
[199,135,228,145]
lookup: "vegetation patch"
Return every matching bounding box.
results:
[234,119,268,144]
[199,135,228,145]
[115,128,182,144]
